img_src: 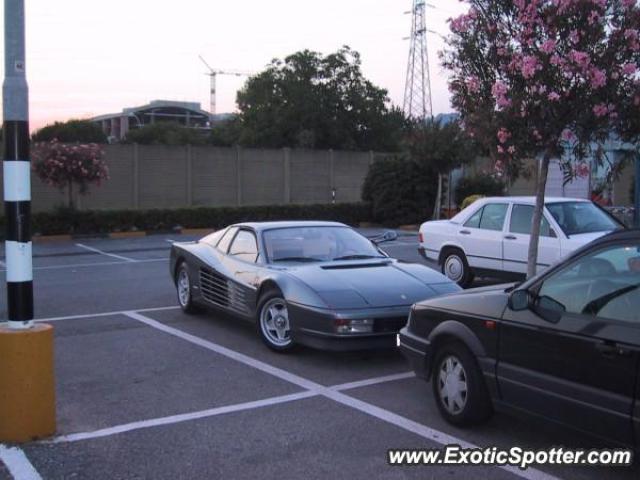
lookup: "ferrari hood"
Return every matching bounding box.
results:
[288,260,454,308]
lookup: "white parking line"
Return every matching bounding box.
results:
[47,390,317,444]
[33,305,180,323]
[0,258,165,274]
[75,243,137,262]
[0,445,42,480]
[329,372,415,391]
[122,310,561,480]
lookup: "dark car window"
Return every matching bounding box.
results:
[229,230,259,263]
[537,243,640,323]
[465,203,508,231]
[546,202,620,236]
[216,227,238,253]
[510,205,552,237]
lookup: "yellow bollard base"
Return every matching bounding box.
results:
[0,323,56,443]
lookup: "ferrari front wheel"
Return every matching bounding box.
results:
[257,290,294,352]
[176,263,199,314]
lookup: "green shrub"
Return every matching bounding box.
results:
[461,194,484,210]
[455,174,504,205]
[0,203,372,238]
[362,156,436,226]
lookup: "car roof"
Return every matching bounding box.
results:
[479,196,591,204]
[230,220,348,232]
[594,227,640,244]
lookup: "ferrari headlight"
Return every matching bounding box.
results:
[334,318,374,334]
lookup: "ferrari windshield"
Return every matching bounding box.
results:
[546,202,621,236]
[263,226,382,263]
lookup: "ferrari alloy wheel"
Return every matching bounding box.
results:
[258,292,294,352]
[176,263,199,314]
[432,342,492,426]
[441,249,473,288]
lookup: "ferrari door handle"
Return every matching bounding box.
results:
[459,230,471,235]
[595,342,631,357]
[504,235,517,240]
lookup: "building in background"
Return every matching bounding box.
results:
[91,100,212,142]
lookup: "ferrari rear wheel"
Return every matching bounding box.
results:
[176,263,199,314]
[258,291,294,352]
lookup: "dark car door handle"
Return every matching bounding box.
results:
[504,235,517,240]
[459,230,471,235]
[595,342,631,357]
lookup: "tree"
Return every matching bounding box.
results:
[443,0,640,278]
[208,116,242,147]
[32,140,108,209]
[362,156,437,226]
[32,119,107,144]
[406,119,478,219]
[236,46,408,151]
[123,123,207,145]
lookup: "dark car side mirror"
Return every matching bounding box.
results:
[532,295,565,323]
[508,290,531,311]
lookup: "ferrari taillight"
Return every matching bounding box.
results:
[418,232,424,243]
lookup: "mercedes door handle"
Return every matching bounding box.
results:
[595,342,631,357]
[504,235,517,240]
[459,230,471,235]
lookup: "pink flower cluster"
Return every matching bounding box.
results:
[497,127,511,144]
[450,14,474,34]
[521,55,540,79]
[491,80,510,108]
[33,140,109,192]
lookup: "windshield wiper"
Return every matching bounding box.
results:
[272,257,322,263]
[332,254,385,261]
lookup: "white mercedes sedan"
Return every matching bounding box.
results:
[418,196,625,287]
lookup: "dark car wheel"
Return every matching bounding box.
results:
[432,342,492,426]
[257,289,294,352]
[175,263,200,314]
[441,248,474,288]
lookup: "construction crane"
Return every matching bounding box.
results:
[198,55,253,118]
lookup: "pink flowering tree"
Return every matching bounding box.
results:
[444,0,640,278]
[33,140,109,209]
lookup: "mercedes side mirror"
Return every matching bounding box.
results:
[508,289,531,311]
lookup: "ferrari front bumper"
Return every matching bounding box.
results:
[287,302,411,351]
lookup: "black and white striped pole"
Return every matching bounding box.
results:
[3,0,32,328]
[0,0,56,443]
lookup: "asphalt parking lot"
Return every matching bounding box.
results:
[0,230,637,480]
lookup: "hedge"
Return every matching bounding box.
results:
[0,203,373,237]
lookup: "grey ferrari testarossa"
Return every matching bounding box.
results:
[170,221,460,352]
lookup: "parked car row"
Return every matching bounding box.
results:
[169,206,639,449]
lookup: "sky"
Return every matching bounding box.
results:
[0,0,467,130]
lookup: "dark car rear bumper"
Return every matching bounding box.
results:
[398,327,432,379]
[288,302,410,351]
